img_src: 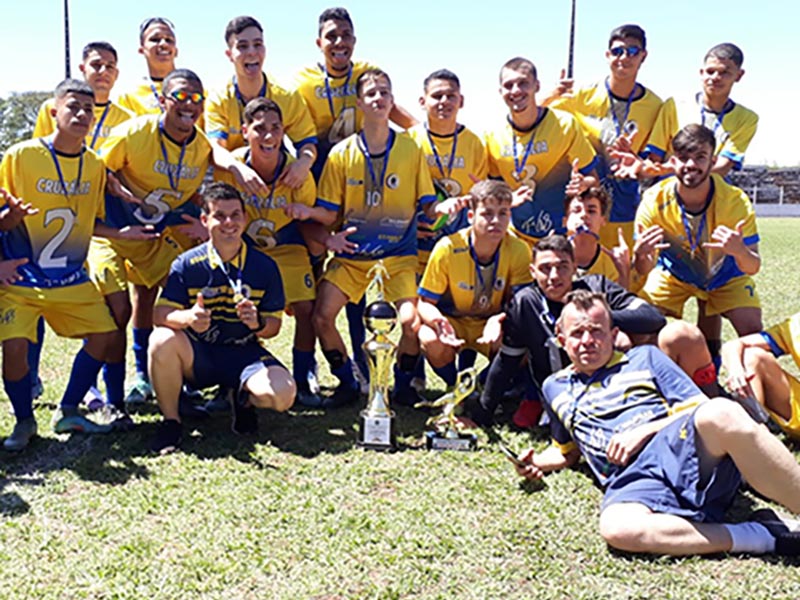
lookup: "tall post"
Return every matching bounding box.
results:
[567,0,576,78]
[64,0,71,78]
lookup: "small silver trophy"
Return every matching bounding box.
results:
[357,262,397,451]
[416,366,479,451]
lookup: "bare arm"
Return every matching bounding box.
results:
[515,445,581,480]
[389,103,418,130]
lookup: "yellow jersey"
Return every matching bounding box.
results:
[485,109,597,244]
[317,130,435,259]
[762,312,800,371]
[116,78,165,116]
[0,138,106,287]
[551,80,663,223]
[205,74,317,152]
[635,174,758,290]
[97,115,211,231]
[645,94,758,171]
[418,227,532,318]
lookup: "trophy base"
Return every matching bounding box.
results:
[425,430,477,451]
[357,410,396,451]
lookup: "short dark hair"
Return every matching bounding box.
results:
[139,17,175,44]
[243,98,283,125]
[55,78,95,101]
[202,182,245,213]
[468,180,512,211]
[82,41,117,62]
[671,124,716,157]
[423,69,460,91]
[500,57,537,82]
[533,234,574,261]
[705,43,744,68]
[225,16,263,45]
[163,69,203,96]
[318,7,354,34]
[557,289,612,331]
[608,24,646,50]
[564,187,610,218]
[356,68,391,98]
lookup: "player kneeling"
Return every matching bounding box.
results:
[149,183,295,453]
[417,180,531,386]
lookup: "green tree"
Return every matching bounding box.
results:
[0,91,51,158]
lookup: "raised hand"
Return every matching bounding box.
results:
[703,219,747,256]
[188,292,211,333]
[511,185,534,207]
[278,159,311,190]
[477,312,506,346]
[326,226,358,253]
[565,158,595,196]
[177,214,209,243]
[632,223,668,276]
[601,227,631,289]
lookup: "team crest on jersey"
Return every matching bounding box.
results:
[386,174,400,190]
[493,277,506,291]
[0,307,16,325]
[347,177,364,186]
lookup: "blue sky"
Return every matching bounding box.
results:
[2,0,798,165]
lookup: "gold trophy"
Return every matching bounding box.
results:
[357,262,397,451]
[416,367,479,451]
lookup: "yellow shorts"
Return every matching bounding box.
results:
[599,220,635,252]
[323,256,418,303]
[450,316,491,357]
[99,235,183,289]
[767,372,800,438]
[417,248,432,278]
[164,225,202,253]
[261,245,315,306]
[640,270,760,318]
[0,282,117,342]
[88,237,130,296]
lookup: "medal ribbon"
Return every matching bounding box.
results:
[469,235,500,308]
[89,103,111,149]
[150,82,165,113]
[511,107,542,180]
[425,125,459,180]
[208,242,243,299]
[158,119,188,191]
[605,79,636,138]
[359,130,394,191]
[323,64,352,120]
[42,137,83,200]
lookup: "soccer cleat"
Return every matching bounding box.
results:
[352,360,370,396]
[306,363,321,395]
[124,374,154,405]
[295,388,323,408]
[151,419,182,454]
[52,409,113,434]
[178,389,209,420]
[512,399,544,429]
[410,376,426,394]
[3,418,38,452]
[322,382,360,409]
[230,390,258,435]
[98,405,135,432]
[31,377,44,401]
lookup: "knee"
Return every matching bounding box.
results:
[658,320,705,355]
[148,327,181,362]
[250,369,296,412]
[694,397,755,439]
[599,510,648,553]
[106,293,132,330]
[312,304,336,335]
[292,301,314,322]
[398,303,419,337]
[742,346,775,377]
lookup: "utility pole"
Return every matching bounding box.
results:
[567,0,576,78]
[64,0,71,78]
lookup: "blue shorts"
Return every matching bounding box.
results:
[601,409,742,523]
[188,338,283,391]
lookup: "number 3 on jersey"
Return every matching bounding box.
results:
[133,188,182,225]
[39,207,76,269]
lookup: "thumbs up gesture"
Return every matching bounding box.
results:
[565,158,597,196]
[188,292,211,333]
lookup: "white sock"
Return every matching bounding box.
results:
[725,522,776,554]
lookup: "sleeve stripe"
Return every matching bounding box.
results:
[761,332,786,358]
[292,135,319,148]
[417,288,441,302]
[643,144,666,159]
[207,130,228,140]
[315,198,339,211]
[418,193,437,206]
[550,439,577,455]
[743,234,760,246]
[579,155,599,175]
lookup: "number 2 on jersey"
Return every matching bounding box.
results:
[39,207,76,269]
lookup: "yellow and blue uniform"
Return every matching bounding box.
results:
[157,241,285,389]
[645,94,758,171]
[116,78,165,116]
[205,75,317,152]
[575,244,621,284]
[760,312,800,436]
[215,148,317,305]
[418,228,532,354]
[0,138,116,341]
[317,130,436,303]
[544,346,737,523]
[485,109,597,246]
[409,123,488,273]
[33,99,134,151]
[550,81,663,248]
[634,174,760,317]
[94,114,212,288]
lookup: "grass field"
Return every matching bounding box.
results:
[2,218,800,599]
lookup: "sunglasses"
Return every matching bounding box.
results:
[167,90,204,104]
[610,45,643,58]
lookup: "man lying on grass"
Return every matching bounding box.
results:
[513,289,800,556]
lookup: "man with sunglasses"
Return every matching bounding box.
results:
[543,24,663,252]
[92,69,267,411]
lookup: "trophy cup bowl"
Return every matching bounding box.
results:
[357,299,398,451]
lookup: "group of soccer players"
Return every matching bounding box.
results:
[2,7,799,475]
